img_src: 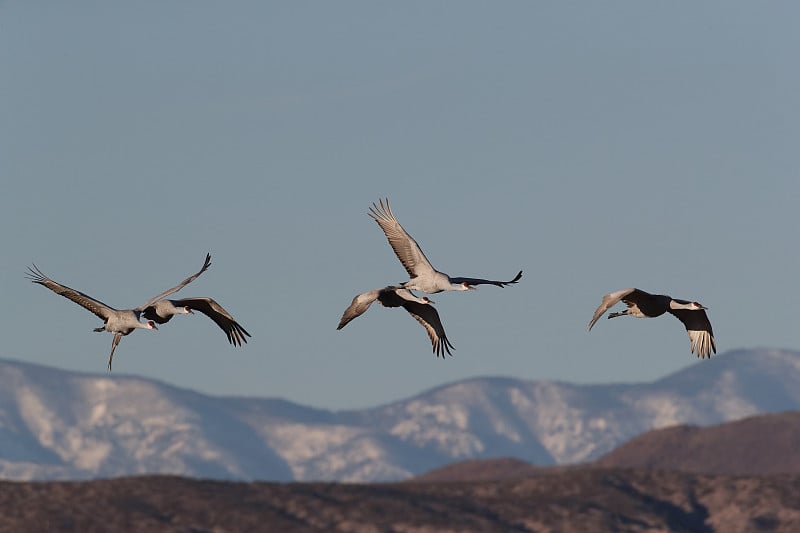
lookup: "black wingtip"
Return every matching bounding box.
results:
[433,338,455,358]
[25,264,48,284]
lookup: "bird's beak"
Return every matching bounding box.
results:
[152,324,159,330]
[469,286,478,290]
[428,298,436,304]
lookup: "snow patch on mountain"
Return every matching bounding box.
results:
[0,348,798,482]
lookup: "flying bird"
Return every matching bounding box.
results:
[338,286,454,357]
[26,253,212,371]
[368,198,522,294]
[588,288,716,358]
[141,297,251,347]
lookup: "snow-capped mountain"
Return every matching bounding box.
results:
[0,348,798,482]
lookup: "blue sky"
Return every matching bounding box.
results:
[2,1,799,409]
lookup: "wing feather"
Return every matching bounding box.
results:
[400,300,454,358]
[337,289,380,330]
[588,288,641,331]
[136,253,211,311]
[448,271,523,288]
[368,199,436,278]
[26,265,116,321]
[668,308,716,358]
[172,297,251,346]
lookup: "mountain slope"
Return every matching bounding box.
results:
[343,348,800,469]
[413,410,800,482]
[0,348,799,482]
[595,411,800,475]
[0,361,295,481]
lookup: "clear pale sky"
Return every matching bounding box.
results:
[2,2,798,409]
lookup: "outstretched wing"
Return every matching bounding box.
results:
[369,198,437,279]
[588,288,644,331]
[668,308,716,358]
[449,270,523,288]
[337,289,380,330]
[26,265,117,321]
[172,296,251,346]
[136,253,211,311]
[399,300,455,358]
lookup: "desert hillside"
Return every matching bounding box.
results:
[0,469,797,533]
[595,411,800,475]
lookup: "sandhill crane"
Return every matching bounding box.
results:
[369,198,522,294]
[26,254,212,371]
[588,288,716,358]
[338,286,454,357]
[142,297,251,347]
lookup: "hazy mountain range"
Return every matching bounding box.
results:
[0,348,798,482]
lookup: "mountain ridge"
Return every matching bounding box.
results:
[0,348,798,482]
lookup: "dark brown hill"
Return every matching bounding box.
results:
[0,469,798,532]
[596,411,800,475]
[411,411,800,484]
[409,457,542,482]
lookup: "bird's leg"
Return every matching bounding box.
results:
[608,311,627,319]
[108,333,121,372]
[93,326,105,332]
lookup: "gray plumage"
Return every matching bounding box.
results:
[589,288,716,358]
[369,198,522,294]
[26,253,211,371]
[338,286,454,357]
[142,297,250,347]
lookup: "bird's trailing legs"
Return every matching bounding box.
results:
[108,333,122,372]
[608,311,627,319]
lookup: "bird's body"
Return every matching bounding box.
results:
[406,271,458,295]
[589,288,716,358]
[337,286,454,357]
[95,311,155,337]
[142,297,251,347]
[368,199,522,293]
[27,254,212,370]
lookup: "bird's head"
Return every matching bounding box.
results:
[690,301,708,311]
[421,296,435,304]
[461,282,477,291]
[146,320,158,330]
[182,306,194,315]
